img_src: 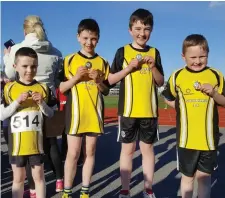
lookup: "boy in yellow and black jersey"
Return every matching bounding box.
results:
[162,34,225,198]
[2,47,56,198]
[108,9,164,198]
[59,19,110,198]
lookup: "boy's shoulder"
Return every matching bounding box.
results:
[207,66,224,76]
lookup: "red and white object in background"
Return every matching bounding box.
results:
[56,88,67,111]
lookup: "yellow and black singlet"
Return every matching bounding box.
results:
[110,44,164,117]
[4,80,51,156]
[60,51,110,135]
[162,66,225,150]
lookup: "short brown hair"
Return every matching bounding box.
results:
[182,34,209,54]
[77,18,100,38]
[15,47,38,64]
[129,8,154,29]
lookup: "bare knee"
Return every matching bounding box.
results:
[67,150,80,161]
[85,147,96,157]
[196,171,211,183]
[13,174,26,184]
[32,166,44,183]
[121,143,136,156]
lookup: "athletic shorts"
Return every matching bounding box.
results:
[117,116,158,144]
[177,147,217,177]
[9,154,44,167]
[67,132,101,137]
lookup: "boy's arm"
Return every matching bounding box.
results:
[212,92,225,107]
[0,90,29,120]
[161,74,177,108]
[200,81,225,107]
[164,98,175,108]
[108,47,130,85]
[147,49,164,87]
[0,101,20,121]
[38,87,58,118]
[59,76,80,94]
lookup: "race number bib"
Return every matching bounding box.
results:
[11,111,42,133]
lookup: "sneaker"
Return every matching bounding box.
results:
[62,193,72,198]
[143,191,156,198]
[80,192,89,198]
[56,179,64,192]
[119,194,130,198]
[30,191,37,198]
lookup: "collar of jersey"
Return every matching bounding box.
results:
[78,51,98,59]
[129,44,150,52]
[16,79,37,86]
[185,66,209,73]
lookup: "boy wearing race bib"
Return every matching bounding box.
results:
[2,47,55,198]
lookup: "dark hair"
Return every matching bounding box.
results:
[77,18,100,38]
[182,34,209,54]
[129,8,154,29]
[15,47,38,63]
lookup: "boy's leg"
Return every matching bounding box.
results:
[11,164,26,198]
[64,135,82,193]
[139,142,155,190]
[195,150,217,198]
[31,164,45,198]
[118,117,138,194]
[80,135,98,195]
[177,148,200,198]
[196,170,211,198]
[29,155,45,198]
[180,174,194,198]
[139,118,158,197]
[120,142,136,191]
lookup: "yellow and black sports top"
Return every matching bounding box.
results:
[110,44,164,117]
[162,66,225,150]
[59,51,110,135]
[3,80,55,156]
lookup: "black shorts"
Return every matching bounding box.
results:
[177,147,217,177]
[67,132,101,137]
[117,116,158,144]
[9,154,44,167]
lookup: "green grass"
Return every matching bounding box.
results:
[104,95,169,109]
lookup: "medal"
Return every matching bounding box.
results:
[136,54,142,61]
[28,90,32,96]
[85,62,92,69]
[193,81,201,90]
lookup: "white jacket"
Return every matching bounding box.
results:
[3,33,63,96]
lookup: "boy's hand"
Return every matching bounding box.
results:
[127,58,142,71]
[17,92,29,104]
[143,56,155,69]
[32,92,43,105]
[89,69,104,84]
[200,83,215,97]
[75,66,89,82]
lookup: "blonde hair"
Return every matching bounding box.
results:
[23,15,47,41]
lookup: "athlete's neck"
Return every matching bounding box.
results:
[19,78,34,85]
[80,49,96,58]
[132,42,147,50]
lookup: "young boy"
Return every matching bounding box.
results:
[2,47,56,198]
[108,9,164,198]
[59,19,110,198]
[162,34,225,198]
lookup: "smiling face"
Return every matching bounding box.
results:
[14,56,38,84]
[182,45,208,72]
[129,20,152,49]
[77,30,99,56]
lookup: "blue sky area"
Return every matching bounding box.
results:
[1,1,225,80]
